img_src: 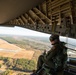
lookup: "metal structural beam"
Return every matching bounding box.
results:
[2,0,76,39]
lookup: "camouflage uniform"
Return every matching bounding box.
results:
[37,42,67,75]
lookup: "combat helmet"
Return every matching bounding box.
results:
[49,34,59,41]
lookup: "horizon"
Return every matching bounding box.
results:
[0,26,76,49]
[0,26,50,37]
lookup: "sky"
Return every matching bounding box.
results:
[0,26,50,37]
[0,26,76,49]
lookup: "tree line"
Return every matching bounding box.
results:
[0,57,36,75]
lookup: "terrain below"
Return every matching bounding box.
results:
[0,39,35,60]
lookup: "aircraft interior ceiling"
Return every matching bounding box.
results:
[0,0,76,39]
